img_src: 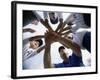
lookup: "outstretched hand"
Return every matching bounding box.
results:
[45,30,60,44]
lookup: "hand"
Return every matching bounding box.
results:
[40,19,53,31]
[45,30,59,44]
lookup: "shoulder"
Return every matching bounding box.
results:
[54,63,64,68]
[71,52,82,59]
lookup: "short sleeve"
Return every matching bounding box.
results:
[23,48,37,61]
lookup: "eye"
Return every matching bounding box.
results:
[35,43,37,46]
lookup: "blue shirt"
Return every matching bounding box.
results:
[54,53,83,68]
[82,32,91,52]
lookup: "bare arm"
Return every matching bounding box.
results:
[58,25,71,33]
[23,28,35,33]
[57,21,68,34]
[44,42,52,68]
[60,30,72,36]
[33,11,53,31]
[43,30,58,68]
[44,32,52,68]
[57,35,81,57]
[58,14,74,34]
[49,31,81,57]
[55,19,63,32]
[40,19,53,31]
[37,45,45,53]
[29,35,44,41]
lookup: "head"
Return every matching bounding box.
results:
[58,46,68,60]
[49,12,58,24]
[31,19,39,25]
[29,38,43,49]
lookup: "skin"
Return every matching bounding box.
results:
[23,12,83,69]
[23,28,35,33]
[29,40,39,49]
[44,30,81,68]
[59,49,68,62]
[29,40,45,53]
[25,12,81,68]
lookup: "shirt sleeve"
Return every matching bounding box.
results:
[23,48,37,61]
[33,11,42,20]
[43,12,48,19]
[54,63,65,68]
[72,33,81,47]
[70,53,83,66]
[64,13,74,24]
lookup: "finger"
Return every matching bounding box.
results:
[61,30,72,36]
[58,21,67,33]
[55,20,63,32]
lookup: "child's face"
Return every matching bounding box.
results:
[30,40,39,49]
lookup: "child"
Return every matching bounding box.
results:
[54,46,84,68]
[23,38,44,61]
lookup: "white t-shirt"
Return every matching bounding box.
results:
[23,23,47,40]
[72,29,90,49]
[65,13,88,32]
[23,40,38,61]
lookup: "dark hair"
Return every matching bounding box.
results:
[50,17,58,24]
[58,46,65,52]
[49,12,58,24]
[23,10,38,26]
[29,38,43,47]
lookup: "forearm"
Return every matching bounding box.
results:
[40,19,53,31]
[61,30,72,36]
[33,11,42,20]
[23,28,35,33]
[44,43,52,68]
[57,35,81,56]
[37,45,45,53]
[29,35,44,41]
[59,25,71,33]
[55,19,63,32]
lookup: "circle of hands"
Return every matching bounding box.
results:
[31,18,73,68]
[40,19,72,44]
